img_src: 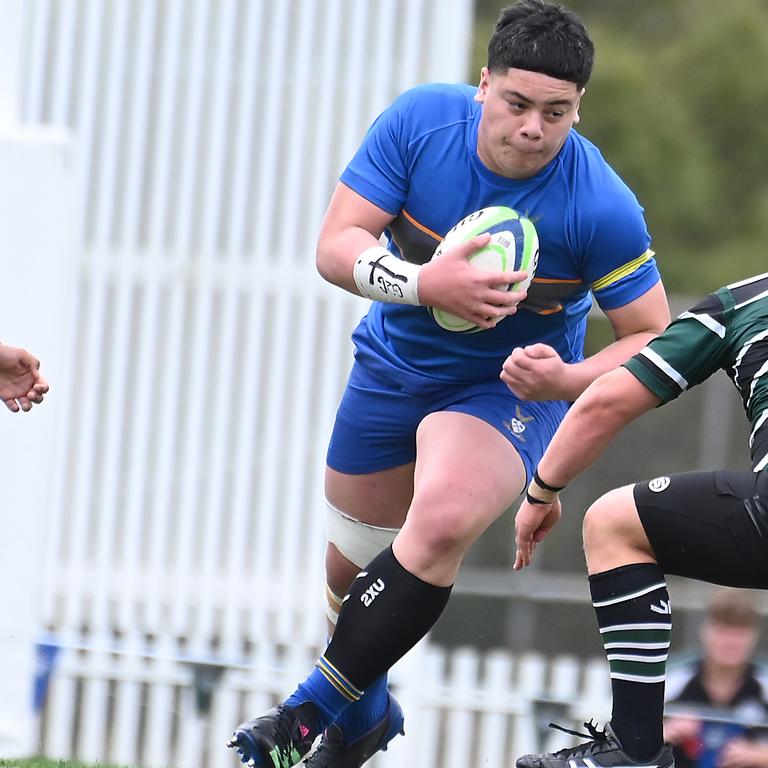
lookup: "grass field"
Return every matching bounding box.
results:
[0,760,128,768]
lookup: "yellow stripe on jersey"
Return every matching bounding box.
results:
[591,250,655,294]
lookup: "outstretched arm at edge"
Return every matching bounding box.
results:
[537,367,661,489]
[514,367,661,569]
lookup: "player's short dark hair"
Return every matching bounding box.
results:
[706,588,759,629]
[487,0,594,89]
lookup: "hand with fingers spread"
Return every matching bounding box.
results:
[501,343,569,400]
[0,344,49,413]
[418,233,529,331]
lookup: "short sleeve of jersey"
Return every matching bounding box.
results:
[339,90,415,216]
[623,291,730,403]
[576,164,659,311]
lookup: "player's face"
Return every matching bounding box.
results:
[475,67,583,179]
[702,621,758,669]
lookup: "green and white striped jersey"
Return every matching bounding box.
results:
[624,272,768,472]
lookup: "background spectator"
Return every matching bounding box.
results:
[665,589,768,768]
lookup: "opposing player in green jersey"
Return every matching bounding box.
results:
[507,272,768,768]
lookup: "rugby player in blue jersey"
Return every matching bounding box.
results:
[513,272,768,768]
[228,2,670,766]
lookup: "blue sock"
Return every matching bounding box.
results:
[331,674,389,742]
[284,660,363,731]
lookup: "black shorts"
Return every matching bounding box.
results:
[634,469,768,588]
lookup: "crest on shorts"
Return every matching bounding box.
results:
[504,405,535,441]
[648,476,670,493]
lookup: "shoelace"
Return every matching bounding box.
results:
[269,706,303,758]
[302,726,343,766]
[546,720,613,758]
[302,741,335,765]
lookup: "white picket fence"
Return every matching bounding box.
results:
[17,0,474,638]
[13,2,468,625]
[36,630,611,768]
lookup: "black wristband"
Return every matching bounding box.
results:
[525,491,549,506]
[533,470,565,493]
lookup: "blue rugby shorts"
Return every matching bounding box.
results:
[326,358,570,483]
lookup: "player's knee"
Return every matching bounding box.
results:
[583,485,650,570]
[406,492,482,557]
[583,487,633,549]
[325,497,400,570]
[414,517,466,556]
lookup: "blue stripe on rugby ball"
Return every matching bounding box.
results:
[482,218,527,276]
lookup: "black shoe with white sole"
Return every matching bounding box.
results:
[516,721,674,768]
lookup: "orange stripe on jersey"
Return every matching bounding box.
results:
[402,209,442,242]
[532,277,583,285]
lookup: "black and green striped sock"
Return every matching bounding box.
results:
[589,563,671,761]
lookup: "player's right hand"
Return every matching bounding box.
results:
[419,234,527,330]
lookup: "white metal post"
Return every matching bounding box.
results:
[0,0,21,127]
[0,129,78,756]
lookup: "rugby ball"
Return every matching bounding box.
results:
[430,206,539,333]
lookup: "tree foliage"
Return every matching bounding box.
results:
[473,0,768,293]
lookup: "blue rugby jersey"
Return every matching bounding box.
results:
[340,83,661,384]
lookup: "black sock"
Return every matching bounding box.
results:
[323,545,452,690]
[589,563,671,761]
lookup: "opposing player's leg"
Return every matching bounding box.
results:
[518,482,672,768]
[517,469,768,768]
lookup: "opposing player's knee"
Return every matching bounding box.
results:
[325,497,400,570]
[583,486,637,544]
[583,485,653,571]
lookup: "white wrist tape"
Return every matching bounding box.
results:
[526,481,559,505]
[352,246,421,305]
